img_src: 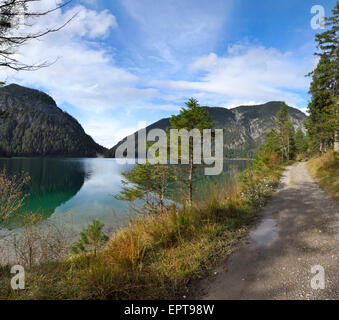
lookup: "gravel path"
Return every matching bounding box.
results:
[193,162,339,300]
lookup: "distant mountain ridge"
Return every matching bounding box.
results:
[0,84,105,157]
[106,101,306,158]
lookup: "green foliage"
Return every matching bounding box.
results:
[0,84,105,157]
[1,160,284,300]
[306,2,339,152]
[295,128,308,156]
[169,98,213,206]
[262,129,279,155]
[238,152,280,209]
[262,103,297,161]
[107,101,306,160]
[238,104,303,208]
[71,219,108,257]
[169,98,213,131]
[288,122,296,160]
[0,143,9,157]
[117,162,176,214]
[275,102,296,161]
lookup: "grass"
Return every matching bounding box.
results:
[307,151,339,202]
[0,157,284,300]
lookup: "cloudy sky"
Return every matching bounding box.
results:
[0,0,336,148]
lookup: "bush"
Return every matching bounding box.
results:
[71,219,108,257]
[0,170,30,226]
[0,151,284,300]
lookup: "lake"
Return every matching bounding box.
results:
[0,158,250,231]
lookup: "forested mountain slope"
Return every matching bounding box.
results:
[0,84,105,157]
[106,101,306,158]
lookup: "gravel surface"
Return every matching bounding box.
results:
[193,162,338,300]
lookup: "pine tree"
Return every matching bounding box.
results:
[288,122,296,160]
[71,219,108,257]
[117,162,175,215]
[274,103,297,161]
[295,128,308,156]
[169,98,213,207]
[307,1,339,152]
[276,103,291,161]
[263,129,280,155]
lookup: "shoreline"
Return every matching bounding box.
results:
[0,154,284,299]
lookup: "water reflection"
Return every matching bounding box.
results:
[0,158,250,231]
[50,159,133,230]
[0,158,86,227]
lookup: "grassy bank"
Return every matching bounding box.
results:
[307,151,339,202]
[0,156,284,300]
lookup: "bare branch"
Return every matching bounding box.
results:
[0,0,74,72]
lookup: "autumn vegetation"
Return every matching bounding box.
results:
[0,0,337,301]
[0,102,287,299]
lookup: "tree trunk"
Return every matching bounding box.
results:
[187,152,193,207]
[334,108,339,152]
[159,191,164,214]
[29,246,33,268]
[334,131,339,151]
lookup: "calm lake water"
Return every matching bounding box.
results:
[0,158,250,231]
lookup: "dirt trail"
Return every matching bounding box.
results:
[193,162,338,300]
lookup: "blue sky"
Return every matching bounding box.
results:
[1,0,336,147]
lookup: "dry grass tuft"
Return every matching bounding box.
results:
[307,151,339,202]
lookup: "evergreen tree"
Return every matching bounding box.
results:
[295,128,308,156]
[0,85,105,157]
[117,162,175,215]
[276,102,291,162]
[271,103,297,161]
[263,129,280,155]
[306,2,339,152]
[71,219,108,257]
[169,98,213,207]
[287,122,296,160]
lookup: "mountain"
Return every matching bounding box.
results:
[106,101,306,158]
[0,84,105,157]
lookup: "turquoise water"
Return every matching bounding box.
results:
[0,158,250,230]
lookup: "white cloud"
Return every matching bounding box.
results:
[299,107,309,115]
[2,2,140,112]
[136,104,181,111]
[0,2,313,148]
[150,43,312,107]
[223,100,266,109]
[0,1,160,147]
[23,2,117,38]
[84,118,138,147]
[63,7,118,39]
